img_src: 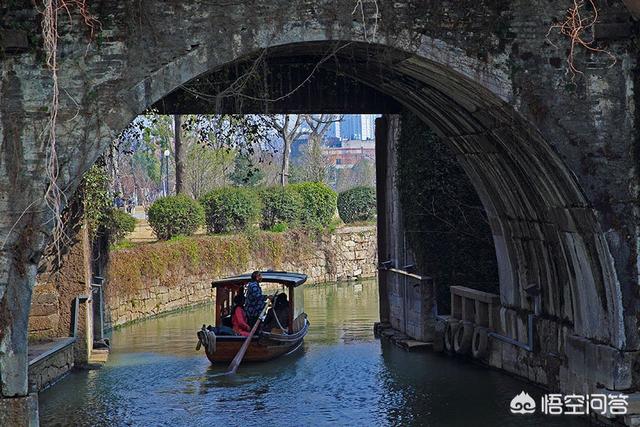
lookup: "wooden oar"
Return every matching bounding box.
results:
[226,291,276,375]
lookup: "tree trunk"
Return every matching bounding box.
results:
[108,142,124,195]
[281,135,291,186]
[174,115,184,194]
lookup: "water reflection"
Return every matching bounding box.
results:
[39,279,590,426]
[304,280,379,344]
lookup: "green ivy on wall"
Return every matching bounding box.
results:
[81,162,112,238]
[396,111,499,312]
[80,161,135,244]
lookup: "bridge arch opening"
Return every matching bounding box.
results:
[106,40,624,351]
[4,37,628,414]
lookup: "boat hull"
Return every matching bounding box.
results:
[205,337,303,363]
[203,319,309,363]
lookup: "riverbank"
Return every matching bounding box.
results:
[105,225,377,328]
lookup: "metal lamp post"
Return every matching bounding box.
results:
[163,149,170,196]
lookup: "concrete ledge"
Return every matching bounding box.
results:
[88,348,110,368]
[28,337,75,366]
[28,338,76,392]
[333,224,376,233]
[374,322,433,351]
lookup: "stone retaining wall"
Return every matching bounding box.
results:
[105,226,377,328]
[28,340,75,392]
[29,233,91,342]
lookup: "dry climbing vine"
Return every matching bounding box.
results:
[179,0,380,109]
[41,0,99,258]
[353,0,379,43]
[36,0,377,257]
[546,0,616,82]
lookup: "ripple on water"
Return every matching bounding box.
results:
[40,279,590,426]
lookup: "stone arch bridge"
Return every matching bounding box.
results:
[0,0,639,423]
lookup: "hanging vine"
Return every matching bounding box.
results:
[40,0,99,257]
[546,0,616,82]
[35,0,379,259]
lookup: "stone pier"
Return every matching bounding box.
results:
[0,394,38,427]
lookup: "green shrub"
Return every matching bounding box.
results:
[200,187,261,233]
[290,182,337,227]
[337,186,377,223]
[269,223,288,233]
[259,186,304,230]
[104,209,137,244]
[147,195,204,240]
[81,163,112,238]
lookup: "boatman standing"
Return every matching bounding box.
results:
[245,271,266,326]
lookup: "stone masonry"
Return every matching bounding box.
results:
[27,343,74,393]
[1,1,640,423]
[105,226,377,328]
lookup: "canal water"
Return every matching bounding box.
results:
[39,279,590,426]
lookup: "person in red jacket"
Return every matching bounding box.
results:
[231,293,251,337]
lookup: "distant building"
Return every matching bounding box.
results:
[328,121,341,139]
[325,136,341,148]
[323,139,375,169]
[340,115,362,140]
[361,115,375,140]
[334,114,377,140]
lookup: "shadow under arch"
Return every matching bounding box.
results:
[102,38,624,350]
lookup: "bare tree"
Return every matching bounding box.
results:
[296,114,342,183]
[261,115,305,186]
[304,114,341,143]
[298,135,328,183]
[286,114,342,184]
[184,143,235,198]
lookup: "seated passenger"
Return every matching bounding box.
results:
[263,293,290,332]
[221,305,232,327]
[231,294,251,337]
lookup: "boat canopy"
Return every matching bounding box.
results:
[211,271,307,288]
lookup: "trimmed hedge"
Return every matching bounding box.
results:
[290,182,337,227]
[148,195,204,240]
[259,186,305,230]
[104,209,137,244]
[337,186,376,223]
[200,187,261,233]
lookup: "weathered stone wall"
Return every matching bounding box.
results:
[28,283,61,341]
[28,227,94,365]
[431,288,640,423]
[1,0,639,414]
[485,307,638,394]
[105,226,377,328]
[28,343,74,392]
[378,113,640,417]
[25,225,94,397]
[29,239,86,341]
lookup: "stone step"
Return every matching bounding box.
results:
[375,322,433,352]
[395,339,432,351]
[88,348,110,366]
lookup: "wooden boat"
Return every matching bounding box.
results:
[198,271,309,363]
